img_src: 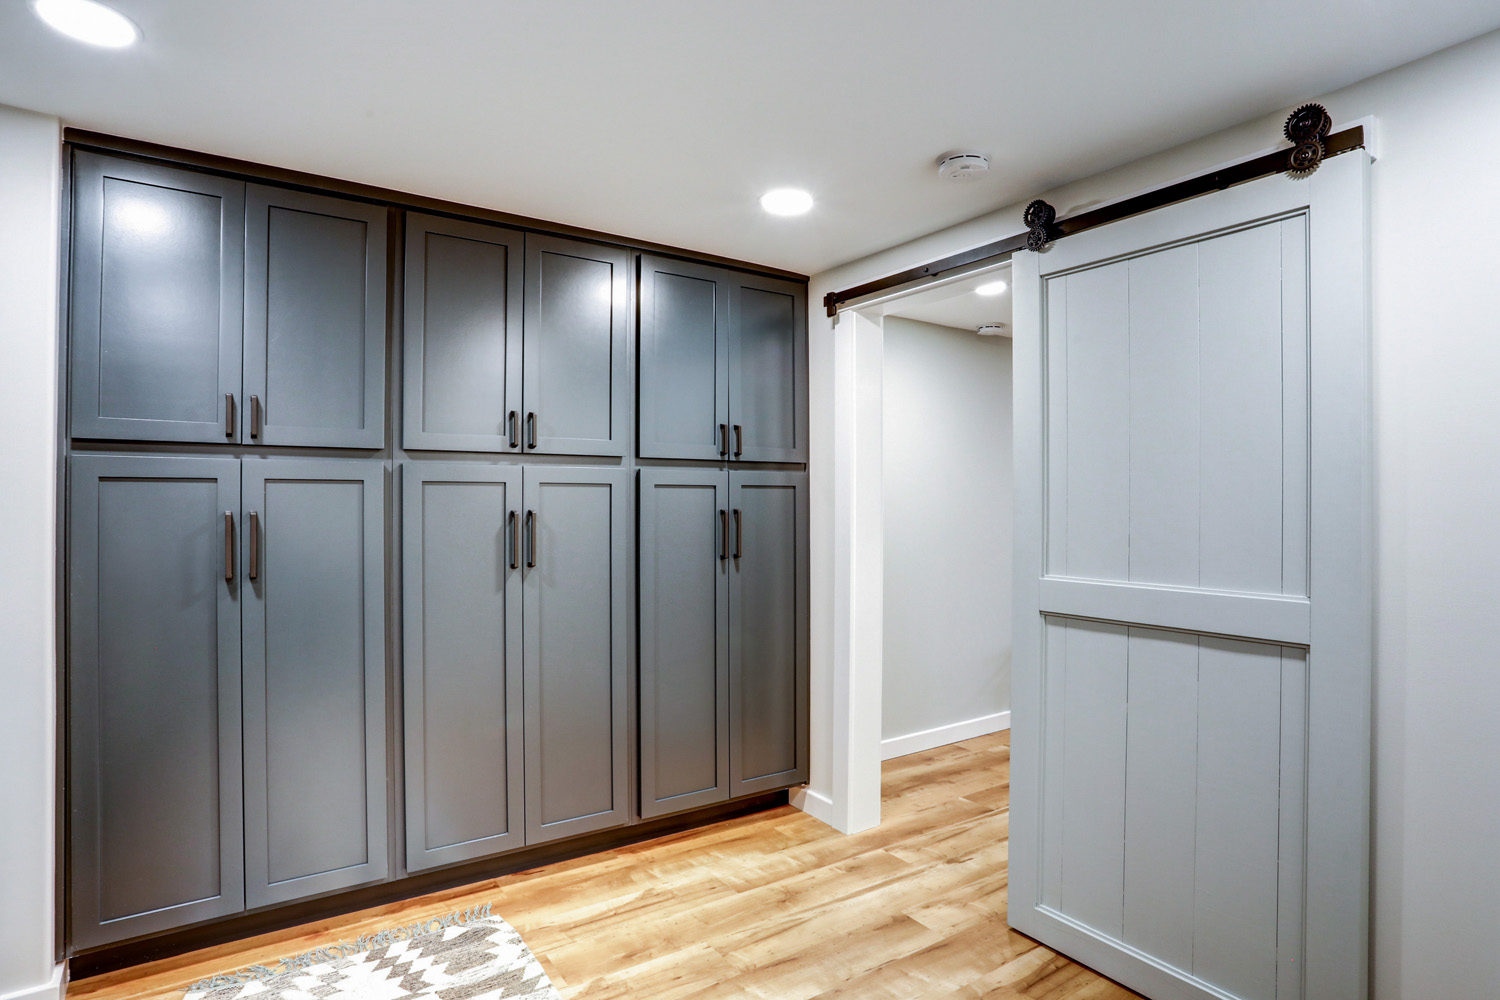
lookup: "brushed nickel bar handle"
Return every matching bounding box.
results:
[525,510,537,568]
[248,511,260,580]
[508,510,519,570]
[250,395,262,439]
[225,393,235,438]
[733,508,742,560]
[526,412,537,450]
[507,410,519,449]
[733,424,743,458]
[719,509,729,561]
[224,512,235,581]
[719,423,729,457]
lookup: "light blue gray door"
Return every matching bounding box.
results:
[522,466,629,843]
[401,463,525,871]
[522,235,629,457]
[729,274,807,463]
[637,256,730,461]
[728,470,810,795]
[638,468,730,818]
[69,152,244,444]
[403,215,525,452]
[242,458,388,907]
[244,186,388,448]
[1009,154,1373,1000]
[67,455,244,947]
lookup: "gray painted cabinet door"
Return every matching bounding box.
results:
[728,470,810,795]
[69,152,245,444]
[637,256,730,461]
[522,466,629,843]
[729,274,807,463]
[401,463,525,871]
[638,468,730,818]
[68,455,244,947]
[242,459,388,907]
[522,235,629,457]
[244,186,388,448]
[403,215,524,452]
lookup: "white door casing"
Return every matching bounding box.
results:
[1009,151,1372,1000]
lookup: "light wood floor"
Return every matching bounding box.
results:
[72,732,1140,999]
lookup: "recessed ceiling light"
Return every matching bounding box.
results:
[32,0,140,48]
[760,188,814,217]
[975,280,1008,297]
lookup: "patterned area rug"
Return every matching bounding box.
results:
[183,904,560,1000]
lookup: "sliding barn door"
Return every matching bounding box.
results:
[1009,151,1371,1000]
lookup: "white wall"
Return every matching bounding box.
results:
[0,104,64,1000]
[880,317,1011,758]
[808,26,1500,999]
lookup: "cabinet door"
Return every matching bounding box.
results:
[729,274,808,463]
[242,459,388,906]
[522,235,629,457]
[638,469,730,818]
[637,256,730,461]
[69,152,244,444]
[244,186,388,448]
[403,215,524,452]
[402,463,524,871]
[68,455,244,947]
[728,470,810,795]
[522,466,629,843]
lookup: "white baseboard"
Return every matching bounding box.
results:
[788,786,837,828]
[881,710,1011,760]
[0,964,67,1000]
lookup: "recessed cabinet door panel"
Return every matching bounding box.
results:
[245,187,388,448]
[638,469,730,818]
[402,463,524,871]
[70,152,244,443]
[243,459,387,907]
[522,467,629,843]
[523,235,629,457]
[728,471,809,795]
[68,455,244,947]
[403,215,524,452]
[638,257,729,461]
[730,274,807,463]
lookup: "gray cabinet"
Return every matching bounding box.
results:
[638,469,730,818]
[69,153,245,444]
[244,187,388,448]
[68,455,244,948]
[242,459,388,907]
[637,260,807,463]
[523,466,630,843]
[402,215,524,452]
[638,469,808,816]
[401,463,524,872]
[68,152,388,448]
[523,235,630,457]
[728,470,810,794]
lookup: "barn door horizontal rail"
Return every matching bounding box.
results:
[823,103,1364,317]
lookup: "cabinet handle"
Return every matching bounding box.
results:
[508,510,519,570]
[719,423,729,457]
[225,393,236,438]
[733,508,742,560]
[507,410,519,449]
[525,510,537,568]
[224,512,235,581]
[526,412,537,450]
[719,509,729,561]
[248,511,260,580]
[250,395,262,439]
[733,424,743,458]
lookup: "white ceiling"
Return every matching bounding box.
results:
[2,1,1497,275]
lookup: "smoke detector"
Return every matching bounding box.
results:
[937,152,990,182]
[977,324,1010,338]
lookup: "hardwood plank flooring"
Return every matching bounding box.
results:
[69,732,1141,1000]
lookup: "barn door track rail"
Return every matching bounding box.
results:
[823,103,1363,317]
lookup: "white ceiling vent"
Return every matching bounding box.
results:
[937,152,990,182]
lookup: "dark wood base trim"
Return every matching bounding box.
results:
[70,790,789,981]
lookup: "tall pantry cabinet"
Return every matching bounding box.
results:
[64,146,808,953]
